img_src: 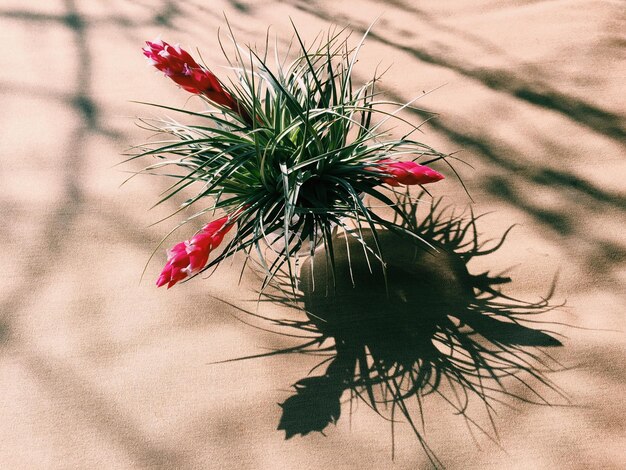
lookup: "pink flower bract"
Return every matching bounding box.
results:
[143,39,239,111]
[377,159,444,186]
[156,215,235,289]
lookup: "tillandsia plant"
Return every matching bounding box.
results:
[128,23,454,290]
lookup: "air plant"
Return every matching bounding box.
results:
[126,23,451,289]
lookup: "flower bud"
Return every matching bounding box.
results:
[377,159,444,186]
[156,215,234,288]
[143,39,240,111]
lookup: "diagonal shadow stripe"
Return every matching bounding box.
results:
[290,0,626,141]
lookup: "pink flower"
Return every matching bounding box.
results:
[143,39,241,112]
[376,159,444,186]
[156,215,235,288]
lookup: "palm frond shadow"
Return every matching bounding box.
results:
[233,195,567,467]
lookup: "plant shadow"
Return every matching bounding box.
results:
[240,196,567,467]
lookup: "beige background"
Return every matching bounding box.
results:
[1,0,625,468]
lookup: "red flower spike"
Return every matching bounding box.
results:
[143,39,246,116]
[377,159,444,186]
[156,215,235,289]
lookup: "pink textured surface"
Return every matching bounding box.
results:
[1,0,624,468]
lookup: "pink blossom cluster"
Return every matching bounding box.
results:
[143,39,244,115]
[376,159,444,186]
[156,216,234,288]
